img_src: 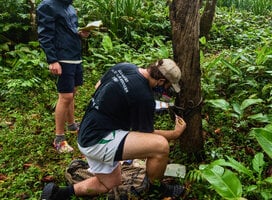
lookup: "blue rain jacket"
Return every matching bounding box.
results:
[37,0,82,64]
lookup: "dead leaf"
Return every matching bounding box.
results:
[214,128,221,134]
[23,163,33,169]
[0,173,7,181]
[42,175,55,182]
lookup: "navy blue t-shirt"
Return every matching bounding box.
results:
[78,63,155,147]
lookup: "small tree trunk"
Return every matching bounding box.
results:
[200,0,217,38]
[28,0,38,41]
[170,0,204,158]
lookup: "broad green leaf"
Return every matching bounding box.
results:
[252,153,264,173]
[0,43,10,51]
[248,113,271,123]
[245,185,258,192]
[264,177,272,184]
[209,159,228,166]
[250,128,272,159]
[230,113,240,119]
[209,158,253,177]
[240,99,263,110]
[264,124,272,131]
[206,99,230,111]
[232,103,242,116]
[199,164,210,170]
[262,83,272,95]
[226,156,253,177]
[261,190,272,200]
[201,165,243,199]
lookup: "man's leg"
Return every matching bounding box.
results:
[55,93,74,134]
[41,163,122,199]
[122,132,185,198]
[122,132,169,183]
[66,87,78,126]
[54,92,74,153]
[74,163,122,196]
[66,97,75,126]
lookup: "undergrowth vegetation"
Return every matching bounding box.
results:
[0,0,272,199]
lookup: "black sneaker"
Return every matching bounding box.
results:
[161,183,184,198]
[41,183,59,200]
[148,182,184,199]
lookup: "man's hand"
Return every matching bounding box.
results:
[78,30,90,38]
[49,62,62,75]
[153,115,186,140]
[173,115,186,137]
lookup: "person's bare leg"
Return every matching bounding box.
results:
[122,132,169,183]
[66,97,75,125]
[55,93,74,135]
[66,87,77,125]
[74,163,122,196]
[145,154,168,182]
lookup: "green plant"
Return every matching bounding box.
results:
[204,97,270,133]
[0,42,52,109]
[206,98,264,120]
[0,0,38,44]
[187,123,272,200]
[255,40,272,66]
[84,33,172,74]
[217,0,272,15]
[1,2,272,199]
[209,8,272,49]
[75,0,142,39]
[75,0,170,43]
[250,124,272,159]
[196,153,272,199]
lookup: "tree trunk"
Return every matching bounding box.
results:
[200,0,217,38]
[169,0,204,158]
[28,0,38,41]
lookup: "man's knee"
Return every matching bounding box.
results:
[155,136,170,155]
[59,93,74,103]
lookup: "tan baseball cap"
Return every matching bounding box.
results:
[158,59,181,93]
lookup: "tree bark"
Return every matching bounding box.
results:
[200,0,217,38]
[28,0,38,41]
[169,0,204,156]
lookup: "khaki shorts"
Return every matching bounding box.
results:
[78,130,129,174]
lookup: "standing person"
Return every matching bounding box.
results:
[37,0,90,153]
[41,59,187,199]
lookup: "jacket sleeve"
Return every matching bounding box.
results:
[37,4,58,64]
